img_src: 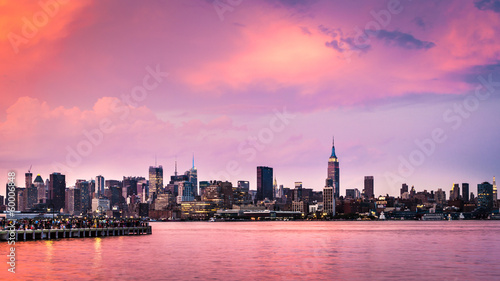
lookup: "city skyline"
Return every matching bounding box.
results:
[1,0,500,197]
[3,155,497,200]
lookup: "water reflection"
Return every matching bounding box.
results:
[5,221,500,280]
[92,238,102,270]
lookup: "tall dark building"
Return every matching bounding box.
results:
[400,183,409,197]
[257,166,273,201]
[26,185,38,210]
[25,172,33,190]
[364,176,374,199]
[76,180,91,214]
[477,182,493,212]
[49,172,66,212]
[326,137,340,199]
[462,183,470,202]
[96,175,105,198]
[123,177,141,198]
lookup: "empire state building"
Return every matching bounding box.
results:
[326,137,340,199]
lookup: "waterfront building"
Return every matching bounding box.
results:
[323,186,335,216]
[257,166,273,201]
[92,198,111,214]
[181,201,218,220]
[326,137,340,199]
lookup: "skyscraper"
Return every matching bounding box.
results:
[190,155,198,196]
[76,179,91,214]
[477,182,493,212]
[462,183,469,202]
[364,176,374,199]
[34,174,45,204]
[257,166,273,201]
[326,137,340,199]
[450,183,460,201]
[273,177,278,199]
[400,183,408,198]
[323,186,335,216]
[25,172,32,190]
[65,188,81,215]
[24,171,36,210]
[49,172,66,212]
[149,165,164,196]
[96,175,105,198]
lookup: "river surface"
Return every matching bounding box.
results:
[2,221,500,280]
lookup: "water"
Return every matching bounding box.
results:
[2,221,500,280]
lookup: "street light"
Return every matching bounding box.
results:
[47,203,55,220]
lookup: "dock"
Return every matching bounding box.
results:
[0,226,152,242]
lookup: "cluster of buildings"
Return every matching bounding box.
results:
[2,138,498,220]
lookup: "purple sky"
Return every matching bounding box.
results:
[1,0,499,197]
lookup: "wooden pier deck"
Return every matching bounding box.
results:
[0,226,152,241]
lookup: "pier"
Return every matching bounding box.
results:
[0,226,152,241]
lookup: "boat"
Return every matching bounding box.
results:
[459,213,465,220]
[379,211,386,220]
[423,213,444,221]
[209,217,216,222]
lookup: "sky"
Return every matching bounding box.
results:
[1,0,499,198]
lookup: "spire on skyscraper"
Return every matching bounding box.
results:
[330,136,337,159]
[192,153,195,170]
[174,158,178,176]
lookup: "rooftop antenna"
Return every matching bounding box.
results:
[28,164,32,173]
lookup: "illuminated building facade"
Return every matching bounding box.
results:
[326,137,340,199]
